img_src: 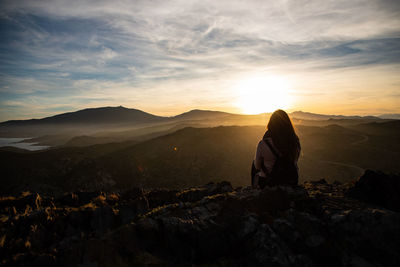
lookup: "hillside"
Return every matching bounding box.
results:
[0,106,165,126]
[1,107,384,127]
[0,107,386,141]
[172,109,235,120]
[0,107,169,138]
[1,124,399,196]
[1,170,399,266]
[291,111,380,121]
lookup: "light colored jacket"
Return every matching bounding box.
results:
[254,137,300,178]
[254,137,280,178]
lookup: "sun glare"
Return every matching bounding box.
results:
[233,75,292,114]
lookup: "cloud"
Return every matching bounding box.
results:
[0,0,399,120]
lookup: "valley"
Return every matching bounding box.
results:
[0,108,399,195]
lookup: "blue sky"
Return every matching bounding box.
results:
[0,0,399,121]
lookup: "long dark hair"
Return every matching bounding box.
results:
[264,109,300,161]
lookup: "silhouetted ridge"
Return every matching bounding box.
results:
[0,106,166,126]
[173,109,234,120]
[0,107,387,127]
[291,111,381,121]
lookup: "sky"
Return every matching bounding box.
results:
[0,0,399,121]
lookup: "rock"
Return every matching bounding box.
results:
[236,214,260,240]
[348,170,400,211]
[1,179,400,266]
[314,179,327,184]
[144,188,179,209]
[120,187,144,201]
[245,223,292,266]
[305,235,325,247]
[56,193,80,207]
[176,181,233,203]
[90,205,116,235]
[117,197,149,224]
[75,191,101,205]
[272,218,300,245]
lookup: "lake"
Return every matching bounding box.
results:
[0,138,50,151]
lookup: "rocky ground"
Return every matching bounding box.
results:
[1,170,399,266]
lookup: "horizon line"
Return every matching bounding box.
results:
[1,105,397,123]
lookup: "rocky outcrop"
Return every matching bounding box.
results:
[1,174,400,266]
[348,170,400,212]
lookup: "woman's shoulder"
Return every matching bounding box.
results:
[264,136,273,142]
[261,137,274,146]
[257,137,276,151]
[262,137,281,155]
[257,137,272,145]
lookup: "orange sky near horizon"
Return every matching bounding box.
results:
[0,0,399,121]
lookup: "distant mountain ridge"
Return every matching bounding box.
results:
[1,106,393,140]
[0,106,388,125]
[290,111,381,121]
[172,109,236,120]
[378,113,400,120]
[0,106,166,126]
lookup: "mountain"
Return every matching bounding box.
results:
[0,106,170,138]
[290,110,381,121]
[0,106,166,126]
[0,107,268,139]
[1,171,400,266]
[0,108,243,127]
[0,108,258,130]
[172,109,235,120]
[0,107,390,142]
[2,123,399,195]
[378,113,400,120]
[349,120,400,134]
[0,108,388,127]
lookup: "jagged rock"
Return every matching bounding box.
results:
[1,177,400,266]
[56,193,80,207]
[117,196,149,224]
[144,188,179,209]
[176,181,233,203]
[348,170,400,211]
[329,208,400,266]
[90,205,116,235]
[119,187,143,201]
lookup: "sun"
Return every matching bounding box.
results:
[233,75,293,114]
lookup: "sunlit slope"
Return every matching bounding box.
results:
[0,123,399,195]
[101,124,400,189]
[0,106,387,145]
[99,126,264,189]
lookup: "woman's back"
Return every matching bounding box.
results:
[252,109,300,188]
[254,137,278,176]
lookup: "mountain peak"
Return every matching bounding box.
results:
[174,109,232,119]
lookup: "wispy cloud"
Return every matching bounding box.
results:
[0,0,399,120]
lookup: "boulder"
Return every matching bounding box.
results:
[348,170,400,211]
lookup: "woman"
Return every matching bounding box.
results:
[252,109,301,188]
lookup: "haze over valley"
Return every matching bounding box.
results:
[0,106,399,195]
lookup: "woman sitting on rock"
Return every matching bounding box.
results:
[252,109,301,188]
